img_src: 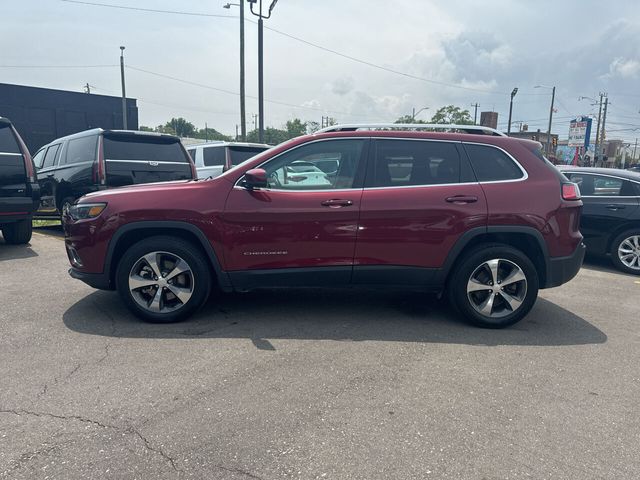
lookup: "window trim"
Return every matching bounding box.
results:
[565,171,640,198]
[462,141,528,184]
[233,137,369,192]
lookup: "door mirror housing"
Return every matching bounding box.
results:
[243,168,268,189]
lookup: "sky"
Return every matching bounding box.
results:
[2,0,640,144]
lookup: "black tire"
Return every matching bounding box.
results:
[115,236,212,323]
[610,229,640,275]
[448,243,539,328]
[2,217,33,245]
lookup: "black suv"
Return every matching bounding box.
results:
[34,129,195,219]
[0,117,39,244]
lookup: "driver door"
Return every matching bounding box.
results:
[221,138,369,289]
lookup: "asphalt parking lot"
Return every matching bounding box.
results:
[1,229,639,480]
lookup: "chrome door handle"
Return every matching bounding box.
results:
[321,199,353,208]
[606,204,625,211]
[445,195,478,204]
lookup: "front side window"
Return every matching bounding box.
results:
[63,135,97,165]
[42,144,60,169]
[366,140,461,187]
[263,139,365,190]
[464,143,524,182]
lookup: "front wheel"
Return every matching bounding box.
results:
[116,236,212,323]
[610,230,640,275]
[448,244,539,328]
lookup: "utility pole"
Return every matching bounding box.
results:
[119,46,128,130]
[249,0,278,144]
[239,0,246,141]
[507,88,518,135]
[235,124,239,141]
[471,102,480,125]
[205,122,208,142]
[599,96,609,166]
[84,83,91,94]
[253,114,258,132]
[546,86,555,156]
[633,138,638,161]
[593,92,605,167]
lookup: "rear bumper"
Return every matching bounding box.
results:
[0,196,36,223]
[544,243,586,288]
[68,268,113,290]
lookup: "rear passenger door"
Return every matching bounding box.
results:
[35,143,62,213]
[353,138,487,283]
[564,172,640,253]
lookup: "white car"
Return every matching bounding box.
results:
[187,142,271,179]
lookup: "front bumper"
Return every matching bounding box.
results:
[69,268,113,290]
[544,243,586,288]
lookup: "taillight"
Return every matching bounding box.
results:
[13,127,35,182]
[562,182,581,201]
[93,135,106,185]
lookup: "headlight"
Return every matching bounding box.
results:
[67,203,107,221]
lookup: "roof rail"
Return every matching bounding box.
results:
[315,123,506,137]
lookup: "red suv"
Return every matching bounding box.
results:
[64,124,585,328]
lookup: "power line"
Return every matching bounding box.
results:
[58,0,547,97]
[126,65,377,118]
[0,64,117,68]
[60,0,236,18]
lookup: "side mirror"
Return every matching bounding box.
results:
[243,168,268,190]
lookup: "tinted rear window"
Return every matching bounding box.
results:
[464,144,524,182]
[229,146,269,166]
[366,139,461,187]
[63,136,97,165]
[0,126,20,153]
[203,147,225,166]
[104,135,189,162]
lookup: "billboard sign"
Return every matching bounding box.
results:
[568,116,592,148]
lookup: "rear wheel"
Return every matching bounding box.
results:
[2,217,33,244]
[448,244,539,328]
[610,230,640,275]
[116,236,212,323]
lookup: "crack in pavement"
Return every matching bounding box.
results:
[127,426,181,473]
[215,465,265,480]
[96,343,111,364]
[2,439,75,476]
[0,409,181,474]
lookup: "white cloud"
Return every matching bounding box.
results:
[604,57,640,79]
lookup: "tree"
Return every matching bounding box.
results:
[193,127,230,142]
[139,125,154,132]
[395,115,427,124]
[162,117,196,137]
[286,118,307,138]
[430,106,473,125]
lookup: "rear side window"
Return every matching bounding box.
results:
[229,146,268,167]
[187,149,196,161]
[567,173,638,196]
[366,139,461,187]
[63,136,97,165]
[104,135,189,163]
[203,147,225,166]
[43,144,60,168]
[0,126,20,153]
[33,149,46,169]
[464,144,524,182]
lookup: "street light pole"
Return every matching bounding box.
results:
[119,46,128,130]
[535,85,556,155]
[471,102,480,125]
[249,0,278,144]
[507,87,518,135]
[411,106,429,121]
[224,2,246,141]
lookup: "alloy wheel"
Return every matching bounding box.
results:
[466,258,528,318]
[617,235,640,271]
[128,251,195,314]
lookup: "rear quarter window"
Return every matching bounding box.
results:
[464,143,524,182]
[0,126,20,153]
[63,135,97,165]
[104,135,189,163]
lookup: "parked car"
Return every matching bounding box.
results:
[34,129,195,219]
[0,117,39,244]
[186,142,271,179]
[558,166,640,274]
[627,165,640,173]
[64,123,585,328]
